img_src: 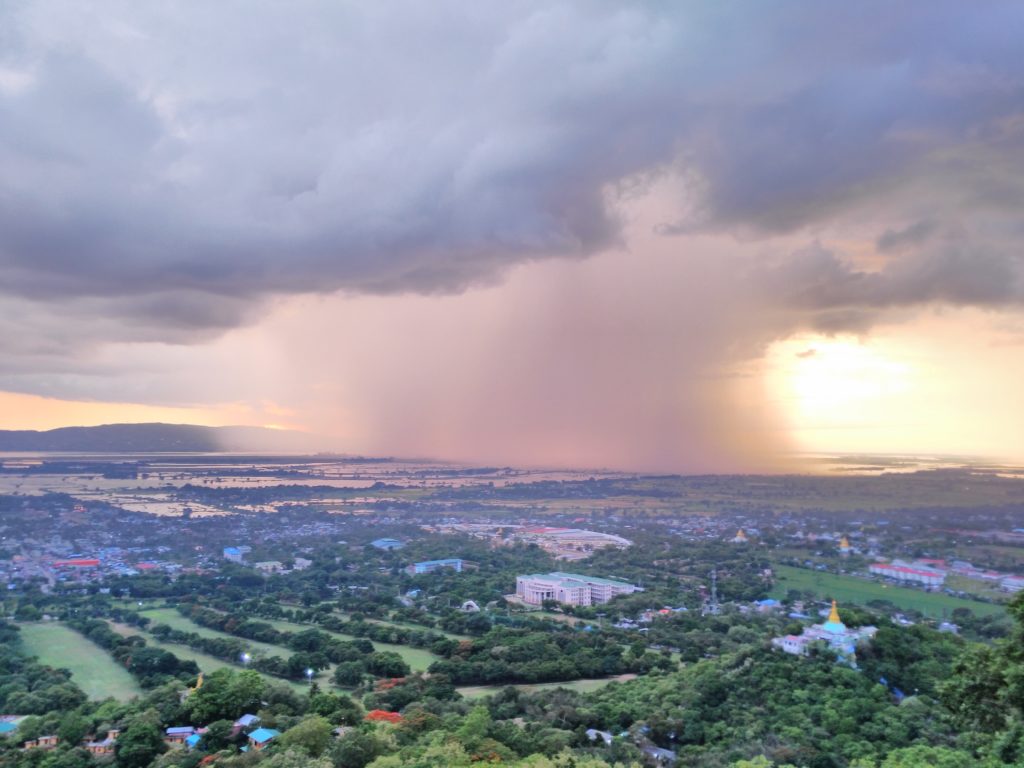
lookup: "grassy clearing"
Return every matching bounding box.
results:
[457,674,636,700]
[18,623,142,702]
[138,608,291,657]
[770,564,1006,618]
[253,616,441,672]
[108,621,310,692]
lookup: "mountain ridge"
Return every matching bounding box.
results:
[0,423,326,453]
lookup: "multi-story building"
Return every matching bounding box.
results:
[406,558,463,575]
[515,572,641,607]
[869,562,945,586]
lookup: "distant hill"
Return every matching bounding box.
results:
[0,423,328,453]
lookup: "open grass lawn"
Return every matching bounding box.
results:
[770,564,1006,618]
[138,608,291,657]
[253,616,441,672]
[107,621,312,692]
[456,674,636,700]
[18,623,142,702]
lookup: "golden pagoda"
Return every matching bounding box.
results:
[839,535,851,553]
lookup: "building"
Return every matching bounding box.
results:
[247,728,281,751]
[515,572,642,607]
[164,727,196,746]
[84,729,119,756]
[772,601,877,667]
[460,599,481,613]
[24,735,59,750]
[869,562,945,586]
[233,714,261,736]
[223,547,249,563]
[406,558,463,575]
[839,535,851,554]
[731,529,748,544]
[370,538,403,551]
[254,561,284,573]
[1001,576,1024,593]
[0,722,17,739]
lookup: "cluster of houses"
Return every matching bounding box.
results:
[163,714,279,753]
[18,715,280,755]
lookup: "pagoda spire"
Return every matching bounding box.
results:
[827,599,841,624]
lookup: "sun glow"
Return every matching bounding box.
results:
[765,335,918,453]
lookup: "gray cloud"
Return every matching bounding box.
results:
[1,1,1024,376]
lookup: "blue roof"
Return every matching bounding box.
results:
[371,538,403,548]
[185,734,201,747]
[248,728,280,744]
[223,547,241,554]
[414,558,461,566]
[166,727,195,735]
[756,599,780,606]
[0,722,17,734]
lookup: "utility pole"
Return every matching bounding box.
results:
[702,568,721,616]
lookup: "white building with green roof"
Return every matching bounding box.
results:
[515,571,641,606]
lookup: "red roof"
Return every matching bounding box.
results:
[136,563,158,570]
[365,710,403,724]
[53,559,100,567]
[871,563,942,577]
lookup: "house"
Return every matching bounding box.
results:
[24,735,59,750]
[642,745,678,764]
[371,538,403,551]
[585,728,613,746]
[223,547,248,563]
[232,714,261,735]
[84,730,119,756]
[254,561,284,573]
[406,558,463,575]
[164,726,196,746]
[460,599,481,613]
[247,728,281,751]
[185,733,202,750]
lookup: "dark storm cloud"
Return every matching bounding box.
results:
[1,0,1024,350]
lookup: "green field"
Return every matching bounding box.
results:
[18,623,142,702]
[138,608,440,674]
[254,616,441,672]
[107,622,309,692]
[456,675,635,700]
[139,608,292,657]
[771,565,1006,618]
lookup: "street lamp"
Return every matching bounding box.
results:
[305,667,314,684]
[241,652,251,666]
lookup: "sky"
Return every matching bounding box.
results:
[2,2,1024,471]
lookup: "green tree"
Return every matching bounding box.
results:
[115,716,166,768]
[279,715,333,758]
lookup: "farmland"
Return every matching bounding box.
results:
[18,623,142,702]
[770,564,1006,618]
